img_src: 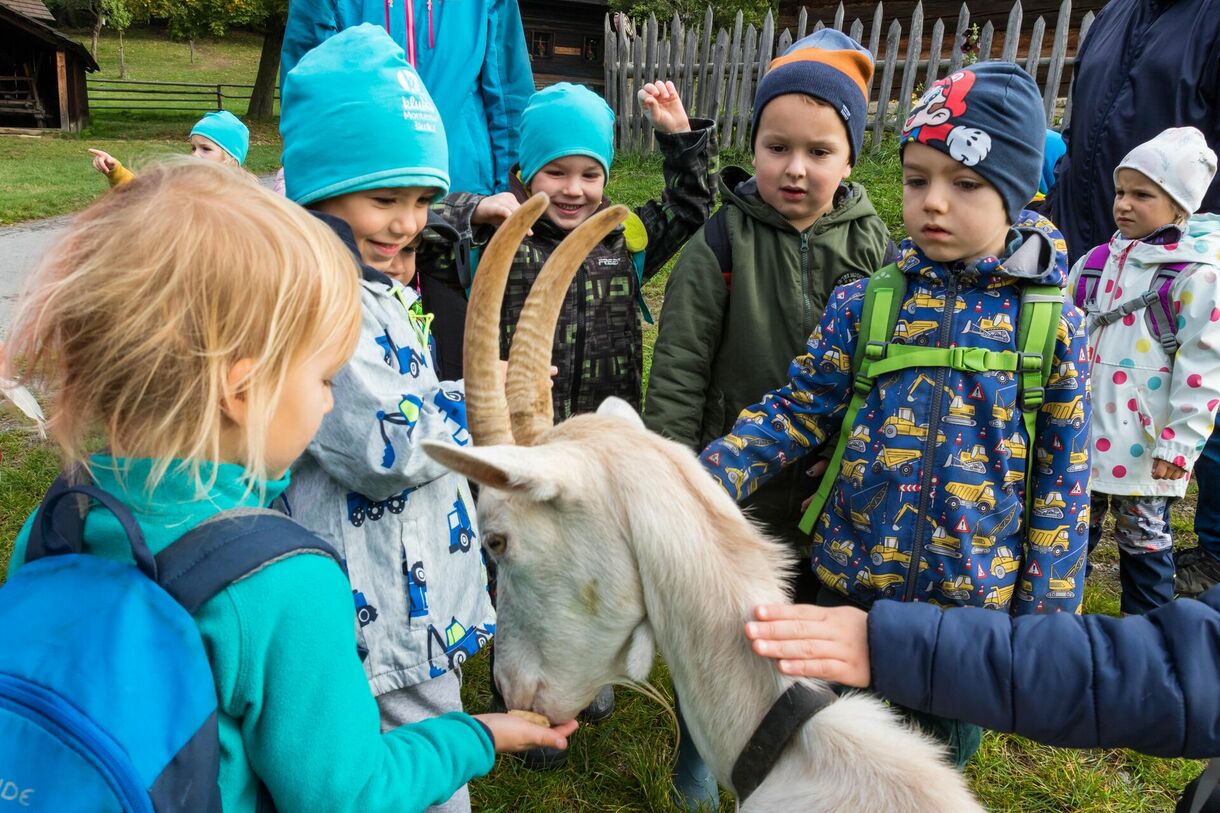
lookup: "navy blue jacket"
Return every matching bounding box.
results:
[1047,0,1220,261]
[869,586,1220,758]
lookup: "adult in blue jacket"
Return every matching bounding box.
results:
[745,587,1220,810]
[1046,0,1220,263]
[282,0,534,196]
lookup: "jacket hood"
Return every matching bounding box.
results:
[1113,213,1220,267]
[897,209,1069,288]
[717,165,881,233]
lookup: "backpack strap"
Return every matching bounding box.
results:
[623,212,654,324]
[1017,285,1064,530]
[703,207,733,293]
[1074,244,1109,311]
[24,474,158,580]
[798,263,904,534]
[157,509,344,614]
[1088,260,1189,355]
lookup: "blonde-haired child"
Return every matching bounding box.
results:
[88,110,250,187]
[3,160,574,811]
[1070,126,1220,614]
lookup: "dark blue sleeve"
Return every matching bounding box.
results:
[868,586,1220,758]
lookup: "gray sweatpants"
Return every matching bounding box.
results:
[377,670,471,813]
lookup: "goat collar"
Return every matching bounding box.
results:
[731,682,838,804]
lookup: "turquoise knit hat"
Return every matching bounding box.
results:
[281,24,449,205]
[190,111,249,165]
[518,83,615,184]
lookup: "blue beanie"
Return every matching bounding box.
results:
[190,111,249,165]
[751,30,874,162]
[900,62,1045,222]
[518,83,615,184]
[281,24,449,205]
[1040,128,1066,195]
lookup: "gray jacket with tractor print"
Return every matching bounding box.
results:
[285,213,494,696]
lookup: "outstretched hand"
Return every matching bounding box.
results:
[88,148,117,175]
[637,81,691,134]
[473,192,530,234]
[474,713,579,754]
[745,604,872,687]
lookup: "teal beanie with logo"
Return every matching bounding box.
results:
[190,111,249,165]
[281,24,449,205]
[518,83,615,184]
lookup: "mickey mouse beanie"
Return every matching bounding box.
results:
[900,62,1044,223]
[751,29,874,162]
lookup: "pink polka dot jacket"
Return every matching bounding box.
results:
[1067,213,1220,497]
[701,211,1091,615]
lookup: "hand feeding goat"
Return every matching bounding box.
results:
[422,196,983,812]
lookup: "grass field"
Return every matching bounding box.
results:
[0,29,278,224]
[0,130,1208,810]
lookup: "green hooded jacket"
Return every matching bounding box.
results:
[644,166,890,548]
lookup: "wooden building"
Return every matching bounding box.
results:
[0,0,98,131]
[519,0,608,89]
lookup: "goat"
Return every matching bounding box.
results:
[422,195,984,812]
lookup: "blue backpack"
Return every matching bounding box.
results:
[0,476,341,812]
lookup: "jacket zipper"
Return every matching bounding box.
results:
[799,231,812,333]
[568,264,587,414]
[0,673,150,810]
[404,0,417,66]
[903,272,959,602]
[428,0,434,49]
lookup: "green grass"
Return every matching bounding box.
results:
[0,28,278,224]
[0,144,1210,810]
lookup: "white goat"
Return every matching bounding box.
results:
[423,196,984,812]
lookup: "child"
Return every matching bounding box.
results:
[1069,126,1220,615]
[88,110,250,186]
[3,161,574,811]
[278,26,499,812]
[700,62,1092,768]
[644,30,892,581]
[417,80,716,403]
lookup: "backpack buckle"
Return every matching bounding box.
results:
[853,372,875,397]
[1018,352,1043,374]
[948,346,992,373]
[1021,387,1045,410]
[864,341,887,362]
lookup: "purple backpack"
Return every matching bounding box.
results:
[1072,244,1189,354]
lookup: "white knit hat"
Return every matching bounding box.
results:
[1114,126,1217,214]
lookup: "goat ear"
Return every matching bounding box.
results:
[624,620,655,682]
[596,396,645,428]
[421,440,566,501]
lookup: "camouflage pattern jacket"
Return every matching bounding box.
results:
[418,118,717,418]
[701,213,1092,615]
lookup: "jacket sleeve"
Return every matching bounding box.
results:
[211,555,496,813]
[281,0,338,84]
[642,228,727,449]
[1153,266,1220,471]
[1015,304,1091,615]
[698,281,861,501]
[106,160,135,187]
[636,119,719,280]
[305,296,468,501]
[868,586,1220,759]
[480,0,534,193]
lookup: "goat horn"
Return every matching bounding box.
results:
[506,204,630,445]
[463,193,549,446]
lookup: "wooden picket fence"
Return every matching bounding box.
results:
[603,0,1094,154]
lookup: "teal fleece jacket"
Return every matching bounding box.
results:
[6,456,494,813]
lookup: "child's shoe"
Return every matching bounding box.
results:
[580,685,615,723]
[1175,546,1220,597]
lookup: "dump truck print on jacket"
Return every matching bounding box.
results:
[702,213,1091,614]
[286,215,494,694]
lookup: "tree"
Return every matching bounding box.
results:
[609,0,775,30]
[247,0,287,120]
[130,0,261,63]
[100,0,132,78]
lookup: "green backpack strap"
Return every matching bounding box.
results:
[798,264,904,534]
[1016,284,1063,529]
[624,212,654,324]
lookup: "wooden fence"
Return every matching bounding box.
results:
[87,79,277,116]
[604,0,1093,154]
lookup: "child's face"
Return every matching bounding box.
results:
[1113,168,1180,239]
[901,142,1009,264]
[752,94,853,232]
[263,340,352,477]
[528,156,607,230]
[314,187,436,272]
[189,135,230,163]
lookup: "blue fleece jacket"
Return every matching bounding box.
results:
[282,0,534,195]
[869,586,1220,758]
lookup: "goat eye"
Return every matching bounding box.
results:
[484,532,508,556]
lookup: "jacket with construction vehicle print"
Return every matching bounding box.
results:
[701,212,1092,614]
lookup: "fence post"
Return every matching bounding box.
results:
[695,6,714,116]
[797,6,809,40]
[723,10,744,145]
[216,84,222,110]
[834,2,846,32]
[1023,15,1045,81]
[867,2,884,98]
[977,20,994,61]
[643,14,658,153]
[1042,0,1072,124]
[734,24,759,151]
[871,19,902,151]
[1001,1,1023,63]
[896,1,924,130]
[925,18,945,88]
[948,3,970,73]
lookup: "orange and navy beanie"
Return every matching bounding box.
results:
[751,30,874,163]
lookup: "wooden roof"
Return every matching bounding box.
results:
[0,4,100,71]
[0,0,53,23]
